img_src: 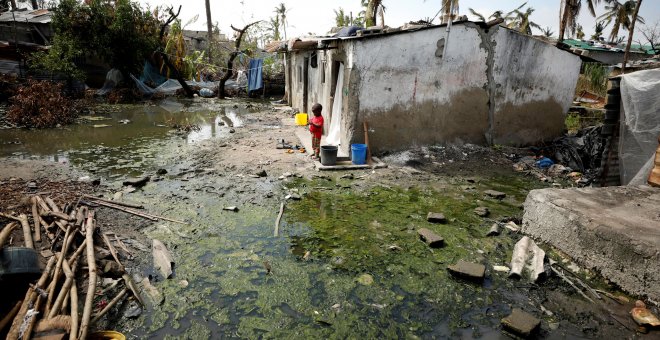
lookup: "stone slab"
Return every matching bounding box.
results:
[474,206,490,217]
[417,228,444,248]
[447,260,485,281]
[485,190,506,199]
[523,185,660,301]
[427,212,447,223]
[501,308,541,337]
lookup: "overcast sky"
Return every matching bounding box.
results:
[137,0,660,42]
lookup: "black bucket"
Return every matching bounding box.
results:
[320,145,338,166]
[0,247,41,279]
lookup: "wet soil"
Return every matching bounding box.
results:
[0,98,657,339]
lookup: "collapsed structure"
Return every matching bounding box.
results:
[274,21,582,153]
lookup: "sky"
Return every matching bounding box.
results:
[137,0,660,42]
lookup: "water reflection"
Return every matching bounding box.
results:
[0,100,247,175]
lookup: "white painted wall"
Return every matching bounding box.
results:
[352,25,489,112]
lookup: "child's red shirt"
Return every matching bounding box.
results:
[309,115,323,138]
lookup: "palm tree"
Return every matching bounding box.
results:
[559,1,604,42]
[576,24,586,39]
[468,3,525,26]
[268,16,281,41]
[598,0,644,43]
[205,0,212,63]
[541,26,555,38]
[441,0,459,24]
[591,20,608,40]
[334,7,351,27]
[622,0,643,73]
[509,7,541,35]
[365,0,385,27]
[274,3,289,40]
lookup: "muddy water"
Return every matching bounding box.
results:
[0,101,636,339]
[0,100,246,177]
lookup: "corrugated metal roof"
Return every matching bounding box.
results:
[0,9,52,24]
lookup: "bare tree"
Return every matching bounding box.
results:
[217,21,260,99]
[639,20,659,54]
[158,6,195,98]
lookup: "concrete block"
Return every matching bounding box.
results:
[523,186,660,301]
[426,212,447,223]
[417,228,444,248]
[447,260,485,281]
[485,190,506,199]
[501,308,541,337]
[474,206,490,217]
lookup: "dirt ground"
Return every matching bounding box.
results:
[1,99,658,339]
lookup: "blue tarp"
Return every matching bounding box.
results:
[247,58,263,92]
[140,60,167,87]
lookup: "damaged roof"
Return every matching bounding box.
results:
[266,19,527,53]
[0,9,52,24]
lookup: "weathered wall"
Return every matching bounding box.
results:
[349,24,491,151]
[288,23,582,152]
[490,29,581,145]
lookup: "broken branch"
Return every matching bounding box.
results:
[79,211,96,340]
[91,287,128,325]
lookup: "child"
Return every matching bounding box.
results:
[309,103,324,160]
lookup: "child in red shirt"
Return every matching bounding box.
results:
[309,103,324,160]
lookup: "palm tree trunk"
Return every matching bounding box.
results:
[622,0,643,74]
[366,0,376,27]
[205,0,213,63]
[558,0,571,42]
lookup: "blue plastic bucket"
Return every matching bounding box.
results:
[351,144,368,165]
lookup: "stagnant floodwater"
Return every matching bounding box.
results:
[0,101,630,339]
[0,99,247,178]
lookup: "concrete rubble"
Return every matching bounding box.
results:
[523,185,660,301]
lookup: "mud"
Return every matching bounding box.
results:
[0,98,657,339]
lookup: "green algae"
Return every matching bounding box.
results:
[111,136,557,337]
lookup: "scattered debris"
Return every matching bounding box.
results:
[509,236,546,282]
[493,265,510,273]
[223,206,239,212]
[152,239,174,279]
[447,261,486,282]
[501,308,541,337]
[474,206,490,217]
[426,212,447,223]
[122,176,150,188]
[484,190,506,199]
[487,223,500,236]
[417,228,444,248]
[504,221,519,232]
[141,277,164,305]
[630,300,660,328]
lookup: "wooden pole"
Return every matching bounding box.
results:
[18,213,34,248]
[79,211,96,340]
[48,256,75,318]
[363,121,372,164]
[82,195,144,209]
[31,197,41,242]
[102,232,124,270]
[0,222,17,249]
[91,287,128,324]
[69,280,79,340]
[0,300,21,333]
[6,257,56,340]
[46,225,73,315]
